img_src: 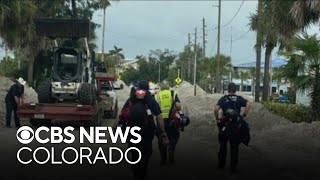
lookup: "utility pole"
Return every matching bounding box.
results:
[216,0,222,93]
[229,26,232,82]
[193,27,197,96]
[188,33,191,81]
[101,8,106,62]
[202,18,206,57]
[230,26,233,59]
[158,59,161,84]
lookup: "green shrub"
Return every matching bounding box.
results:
[262,101,312,123]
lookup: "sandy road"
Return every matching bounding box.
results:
[1,85,320,179]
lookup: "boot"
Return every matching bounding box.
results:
[168,151,175,164]
[217,161,225,169]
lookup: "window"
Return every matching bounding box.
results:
[100,80,112,94]
[57,53,78,79]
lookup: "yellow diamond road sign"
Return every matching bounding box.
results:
[175,77,182,84]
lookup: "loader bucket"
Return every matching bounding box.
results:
[35,18,90,38]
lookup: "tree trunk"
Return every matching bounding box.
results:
[187,58,191,81]
[263,44,272,101]
[277,79,281,95]
[252,77,255,96]
[240,79,243,92]
[27,57,35,87]
[255,0,263,102]
[310,65,320,122]
[71,0,77,18]
[101,8,106,62]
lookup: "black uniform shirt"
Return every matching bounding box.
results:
[217,95,247,115]
[5,84,22,105]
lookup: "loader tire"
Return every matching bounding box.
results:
[79,83,96,105]
[92,109,103,126]
[111,101,118,119]
[38,80,52,103]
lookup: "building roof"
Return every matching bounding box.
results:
[121,59,139,66]
[234,58,287,68]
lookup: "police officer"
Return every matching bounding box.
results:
[5,79,24,128]
[214,82,251,173]
[155,80,181,165]
[113,80,168,180]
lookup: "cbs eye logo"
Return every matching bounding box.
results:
[16,126,34,144]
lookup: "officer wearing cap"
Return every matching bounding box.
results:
[214,82,251,173]
[113,80,168,180]
[5,79,24,128]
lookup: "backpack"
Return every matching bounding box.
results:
[119,90,155,130]
[224,95,241,122]
[220,95,251,146]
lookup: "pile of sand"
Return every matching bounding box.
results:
[176,81,320,154]
[177,81,207,97]
[113,80,131,109]
[0,77,38,125]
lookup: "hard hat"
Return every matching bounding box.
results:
[225,108,238,122]
[181,115,190,127]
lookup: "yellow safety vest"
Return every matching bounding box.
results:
[156,90,177,119]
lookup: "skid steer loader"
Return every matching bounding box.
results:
[35,18,97,105]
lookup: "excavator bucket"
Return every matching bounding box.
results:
[35,18,90,38]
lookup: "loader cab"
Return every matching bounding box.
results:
[52,48,83,82]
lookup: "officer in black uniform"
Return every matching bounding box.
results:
[5,80,24,128]
[214,82,251,173]
[113,80,168,180]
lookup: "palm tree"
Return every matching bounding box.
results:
[290,1,320,29]
[99,0,111,62]
[280,33,320,122]
[0,0,37,49]
[252,0,263,102]
[250,0,298,101]
[249,67,256,96]
[109,45,124,58]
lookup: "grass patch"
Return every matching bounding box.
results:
[262,101,312,123]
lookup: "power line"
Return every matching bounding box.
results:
[222,0,245,27]
[210,34,218,56]
[207,26,217,31]
[233,30,250,41]
[107,30,183,42]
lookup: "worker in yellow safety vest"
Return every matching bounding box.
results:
[155,80,181,165]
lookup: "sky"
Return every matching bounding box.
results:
[92,0,259,65]
[1,0,319,65]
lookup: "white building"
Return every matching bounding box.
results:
[232,59,288,94]
[296,90,311,105]
[119,58,139,74]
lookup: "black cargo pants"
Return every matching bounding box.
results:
[5,102,20,127]
[129,128,155,180]
[217,123,241,170]
[157,118,180,163]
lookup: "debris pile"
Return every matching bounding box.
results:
[0,77,38,125]
[176,80,320,154]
